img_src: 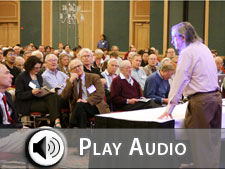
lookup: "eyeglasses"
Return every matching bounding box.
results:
[82,55,91,58]
[8,53,16,56]
[48,59,58,62]
[71,64,82,70]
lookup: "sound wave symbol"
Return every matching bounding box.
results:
[48,137,60,158]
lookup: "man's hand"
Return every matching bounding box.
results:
[163,98,168,104]
[127,98,139,104]
[77,99,88,103]
[158,111,173,119]
[32,88,40,95]
[70,73,79,83]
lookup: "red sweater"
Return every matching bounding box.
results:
[111,75,142,108]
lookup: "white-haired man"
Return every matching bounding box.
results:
[111,60,160,111]
[61,59,110,128]
[42,54,68,95]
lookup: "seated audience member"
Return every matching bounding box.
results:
[111,60,160,111]
[23,50,32,62]
[38,45,45,54]
[55,42,65,56]
[111,45,120,56]
[93,49,104,72]
[13,46,21,57]
[214,56,225,75]
[61,59,110,128]
[0,64,22,128]
[124,45,136,60]
[15,56,61,127]
[211,49,218,58]
[62,44,73,58]
[42,54,69,95]
[80,48,103,78]
[72,45,82,59]
[103,48,110,61]
[4,49,21,87]
[141,52,149,67]
[101,58,119,108]
[32,50,44,62]
[165,48,176,59]
[102,52,122,73]
[171,56,178,68]
[15,56,25,72]
[160,57,171,65]
[144,62,175,104]
[127,52,136,64]
[131,54,147,91]
[143,54,159,76]
[45,46,51,54]
[0,48,4,63]
[58,53,70,76]
[101,58,119,91]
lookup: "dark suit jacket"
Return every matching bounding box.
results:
[0,91,22,128]
[61,72,110,114]
[15,71,43,116]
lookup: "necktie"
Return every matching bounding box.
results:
[2,95,15,124]
[78,78,82,99]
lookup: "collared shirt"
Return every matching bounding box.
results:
[131,67,147,90]
[77,73,88,100]
[218,70,225,75]
[101,70,117,91]
[144,71,170,104]
[0,92,12,124]
[42,69,69,95]
[166,41,219,114]
[120,73,134,86]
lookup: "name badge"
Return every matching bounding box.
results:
[87,85,96,94]
[29,81,36,89]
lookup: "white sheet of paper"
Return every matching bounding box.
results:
[87,85,96,94]
[29,81,36,89]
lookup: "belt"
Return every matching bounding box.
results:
[187,89,218,99]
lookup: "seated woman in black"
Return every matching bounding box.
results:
[15,56,61,127]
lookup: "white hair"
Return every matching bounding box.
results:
[68,58,83,71]
[108,58,118,65]
[15,56,25,63]
[45,53,58,62]
[161,58,171,65]
[32,50,43,59]
[120,60,131,69]
[95,49,104,55]
[79,48,93,57]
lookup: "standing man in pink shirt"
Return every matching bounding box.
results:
[159,22,221,168]
[160,22,221,128]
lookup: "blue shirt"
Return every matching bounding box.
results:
[97,40,109,50]
[144,71,170,104]
[42,69,69,94]
[131,68,147,91]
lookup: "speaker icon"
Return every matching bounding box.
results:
[27,129,65,167]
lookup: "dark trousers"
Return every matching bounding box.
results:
[184,91,222,128]
[30,93,61,126]
[116,100,161,111]
[70,102,99,128]
[184,91,222,168]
